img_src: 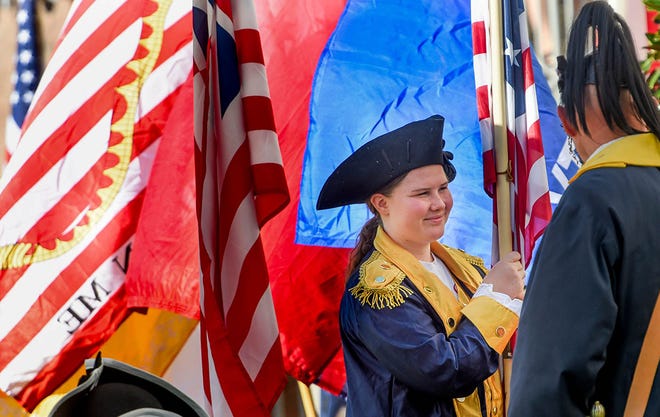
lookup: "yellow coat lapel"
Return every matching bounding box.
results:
[570,133,660,183]
[372,227,482,335]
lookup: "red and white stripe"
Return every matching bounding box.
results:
[0,0,192,409]
[471,0,551,266]
[193,0,289,416]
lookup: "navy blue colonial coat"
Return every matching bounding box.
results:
[508,133,660,417]
[340,227,519,417]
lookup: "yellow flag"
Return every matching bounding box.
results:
[26,309,197,417]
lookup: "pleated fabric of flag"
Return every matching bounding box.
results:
[192,0,290,415]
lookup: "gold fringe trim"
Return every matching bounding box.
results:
[349,277,414,309]
[465,255,487,275]
[453,246,487,274]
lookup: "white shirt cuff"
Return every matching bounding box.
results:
[473,283,522,316]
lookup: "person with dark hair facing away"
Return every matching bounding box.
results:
[508,2,660,417]
[316,115,526,417]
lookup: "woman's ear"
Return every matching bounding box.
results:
[557,105,578,137]
[370,193,388,217]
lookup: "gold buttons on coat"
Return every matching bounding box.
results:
[495,326,506,337]
[423,286,433,294]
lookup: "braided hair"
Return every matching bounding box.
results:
[558,1,660,139]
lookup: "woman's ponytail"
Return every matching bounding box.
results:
[345,214,380,280]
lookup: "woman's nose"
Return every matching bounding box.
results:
[430,192,445,209]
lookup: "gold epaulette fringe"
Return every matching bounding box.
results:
[457,248,486,268]
[350,251,412,309]
[448,246,488,275]
[349,278,413,309]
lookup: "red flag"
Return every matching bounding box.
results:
[124,73,200,319]
[471,0,552,266]
[254,0,350,394]
[192,0,290,415]
[0,0,192,410]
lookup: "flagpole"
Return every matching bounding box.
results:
[488,0,514,413]
[297,381,319,417]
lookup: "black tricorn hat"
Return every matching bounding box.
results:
[48,354,208,417]
[316,115,456,210]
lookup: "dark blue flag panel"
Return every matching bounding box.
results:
[6,0,41,157]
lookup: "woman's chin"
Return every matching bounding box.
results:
[426,228,445,242]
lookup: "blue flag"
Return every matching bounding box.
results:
[295,0,576,265]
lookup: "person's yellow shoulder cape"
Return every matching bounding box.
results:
[570,133,660,183]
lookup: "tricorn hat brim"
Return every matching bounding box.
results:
[47,355,208,417]
[316,115,455,210]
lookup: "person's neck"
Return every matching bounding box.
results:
[580,122,644,160]
[402,242,433,262]
[579,130,618,160]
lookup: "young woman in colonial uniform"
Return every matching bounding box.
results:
[317,115,525,417]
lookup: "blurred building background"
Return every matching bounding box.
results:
[527,0,651,98]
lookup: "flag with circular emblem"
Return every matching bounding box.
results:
[0,0,192,410]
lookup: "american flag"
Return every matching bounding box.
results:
[471,0,551,266]
[0,0,191,409]
[5,0,41,161]
[192,0,289,415]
